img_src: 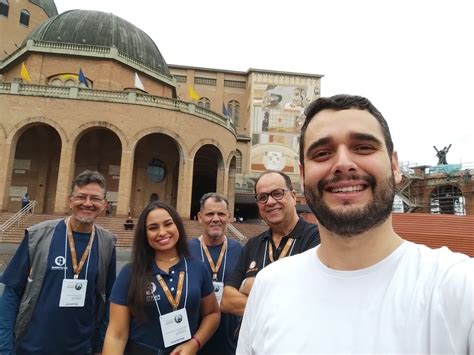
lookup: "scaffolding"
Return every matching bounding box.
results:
[394,162,426,213]
[394,161,473,216]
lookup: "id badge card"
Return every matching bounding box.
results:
[213,281,224,304]
[59,279,88,307]
[159,308,191,348]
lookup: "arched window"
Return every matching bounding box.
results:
[48,73,92,88]
[0,0,9,17]
[198,97,211,110]
[227,100,240,126]
[19,9,29,26]
[235,150,242,174]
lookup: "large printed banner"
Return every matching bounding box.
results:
[251,84,318,173]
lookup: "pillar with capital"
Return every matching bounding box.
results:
[53,143,75,214]
[0,140,14,212]
[176,157,193,219]
[116,149,134,216]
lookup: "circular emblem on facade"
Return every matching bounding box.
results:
[147,158,166,183]
[249,261,256,269]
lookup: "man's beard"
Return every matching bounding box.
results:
[304,173,395,237]
[72,208,97,224]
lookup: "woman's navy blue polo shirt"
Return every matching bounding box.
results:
[110,257,214,350]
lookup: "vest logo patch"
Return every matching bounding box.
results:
[51,255,67,270]
[55,256,65,266]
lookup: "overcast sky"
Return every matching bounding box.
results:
[55,0,474,167]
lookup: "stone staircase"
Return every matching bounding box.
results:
[0,213,269,247]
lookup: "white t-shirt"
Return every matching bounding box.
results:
[237,241,474,354]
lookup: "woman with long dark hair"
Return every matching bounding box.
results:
[103,201,220,355]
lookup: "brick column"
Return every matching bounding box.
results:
[53,143,75,214]
[216,160,225,195]
[227,165,236,219]
[176,158,193,219]
[0,141,15,212]
[116,149,134,216]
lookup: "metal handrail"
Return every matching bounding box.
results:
[226,223,247,245]
[0,200,37,240]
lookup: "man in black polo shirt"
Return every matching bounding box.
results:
[221,170,320,316]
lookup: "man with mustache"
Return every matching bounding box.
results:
[221,170,320,318]
[236,95,474,354]
[0,170,116,355]
[188,193,242,355]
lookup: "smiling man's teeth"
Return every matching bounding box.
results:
[331,185,364,193]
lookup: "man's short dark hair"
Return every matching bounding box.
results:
[254,170,294,194]
[299,94,394,167]
[71,170,107,196]
[200,192,229,211]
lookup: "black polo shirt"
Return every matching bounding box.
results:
[225,218,320,289]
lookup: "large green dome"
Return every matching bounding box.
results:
[24,9,171,77]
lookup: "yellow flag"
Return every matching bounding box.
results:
[188,85,200,101]
[20,63,31,82]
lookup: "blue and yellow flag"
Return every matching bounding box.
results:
[78,68,88,88]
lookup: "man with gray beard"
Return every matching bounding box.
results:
[0,170,116,355]
[236,94,474,354]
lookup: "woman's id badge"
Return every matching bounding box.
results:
[159,308,191,348]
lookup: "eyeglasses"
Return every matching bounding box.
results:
[71,195,105,204]
[255,188,290,204]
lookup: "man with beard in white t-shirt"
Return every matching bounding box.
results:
[237,94,474,354]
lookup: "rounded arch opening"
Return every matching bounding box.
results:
[131,133,180,216]
[190,144,224,219]
[430,184,465,215]
[9,123,62,213]
[74,127,123,211]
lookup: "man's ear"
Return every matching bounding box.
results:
[197,211,202,223]
[391,151,402,184]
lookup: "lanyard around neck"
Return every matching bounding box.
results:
[154,258,189,314]
[199,236,228,281]
[157,272,185,311]
[264,237,295,267]
[64,217,95,279]
[268,237,294,263]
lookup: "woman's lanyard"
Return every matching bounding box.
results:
[263,237,296,268]
[153,258,189,315]
[199,236,228,282]
[63,217,94,279]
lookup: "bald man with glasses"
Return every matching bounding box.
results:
[221,170,320,317]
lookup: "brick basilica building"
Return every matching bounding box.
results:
[0,0,323,219]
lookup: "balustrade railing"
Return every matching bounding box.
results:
[226,223,247,245]
[0,201,37,241]
[0,83,235,134]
